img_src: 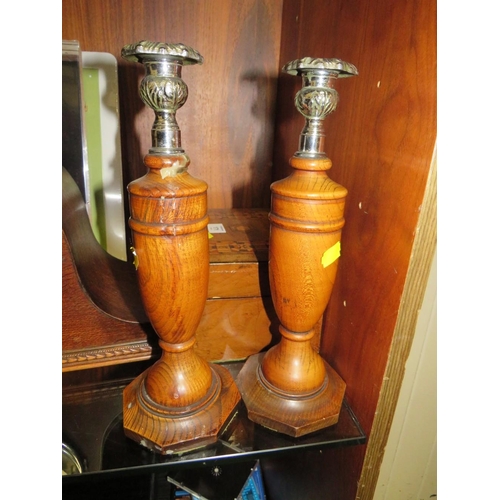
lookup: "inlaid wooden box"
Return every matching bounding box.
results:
[197,208,278,362]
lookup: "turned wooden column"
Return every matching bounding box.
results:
[237,57,358,437]
[121,41,240,454]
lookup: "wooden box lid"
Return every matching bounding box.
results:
[207,208,270,299]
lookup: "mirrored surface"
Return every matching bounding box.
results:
[62,362,366,482]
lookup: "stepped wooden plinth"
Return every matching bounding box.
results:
[237,57,357,437]
[121,41,240,454]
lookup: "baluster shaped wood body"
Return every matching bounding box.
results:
[237,57,357,437]
[121,41,240,454]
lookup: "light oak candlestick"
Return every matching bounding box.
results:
[121,41,240,454]
[237,57,358,437]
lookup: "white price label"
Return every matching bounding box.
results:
[207,223,226,234]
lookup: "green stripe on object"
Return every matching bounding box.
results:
[82,67,107,250]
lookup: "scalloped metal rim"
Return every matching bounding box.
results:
[121,40,203,65]
[283,57,358,77]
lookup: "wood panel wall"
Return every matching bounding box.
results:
[62,0,283,213]
[272,0,436,498]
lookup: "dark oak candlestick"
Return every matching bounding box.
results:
[237,57,358,437]
[121,41,240,454]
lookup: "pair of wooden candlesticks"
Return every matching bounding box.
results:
[121,41,357,454]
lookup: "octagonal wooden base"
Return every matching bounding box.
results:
[236,353,346,437]
[123,364,241,454]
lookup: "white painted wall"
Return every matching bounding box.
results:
[373,251,437,499]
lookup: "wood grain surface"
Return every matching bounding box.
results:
[62,0,283,212]
[122,149,241,452]
[237,153,347,436]
[274,0,436,497]
[63,174,283,370]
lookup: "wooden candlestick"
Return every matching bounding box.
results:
[237,57,358,437]
[121,41,240,454]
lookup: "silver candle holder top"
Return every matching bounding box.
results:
[283,57,358,158]
[122,41,203,155]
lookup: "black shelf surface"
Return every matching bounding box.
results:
[62,361,366,483]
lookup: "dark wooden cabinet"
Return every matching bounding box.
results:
[62,1,436,498]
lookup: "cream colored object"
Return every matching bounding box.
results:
[373,251,437,499]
